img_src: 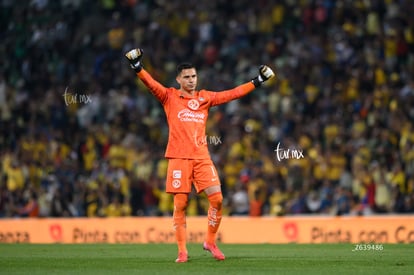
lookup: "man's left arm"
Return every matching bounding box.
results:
[211,65,275,106]
[210,82,255,106]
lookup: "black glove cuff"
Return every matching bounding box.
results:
[251,77,261,88]
[134,65,142,73]
[131,64,143,73]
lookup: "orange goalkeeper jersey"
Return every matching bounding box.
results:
[137,69,256,159]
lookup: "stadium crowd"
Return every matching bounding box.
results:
[1,0,414,218]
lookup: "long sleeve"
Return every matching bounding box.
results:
[137,69,168,104]
[210,82,256,106]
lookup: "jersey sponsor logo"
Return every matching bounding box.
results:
[173,170,182,179]
[177,108,205,123]
[188,99,200,110]
[172,179,181,188]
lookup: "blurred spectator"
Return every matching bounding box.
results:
[249,189,264,217]
[104,195,122,217]
[306,191,321,214]
[229,183,249,216]
[334,186,351,216]
[14,190,39,217]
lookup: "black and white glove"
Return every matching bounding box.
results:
[251,65,275,87]
[125,48,144,73]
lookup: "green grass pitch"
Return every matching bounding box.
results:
[0,243,412,275]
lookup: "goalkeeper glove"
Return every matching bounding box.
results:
[251,65,275,88]
[125,48,144,72]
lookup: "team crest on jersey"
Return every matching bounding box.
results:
[172,179,181,189]
[188,99,200,110]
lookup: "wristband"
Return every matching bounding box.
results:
[251,77,261,88]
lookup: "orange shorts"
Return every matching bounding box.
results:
[165,158,221,194]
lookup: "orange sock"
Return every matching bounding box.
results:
[206,192,223,244]
[173,193,188,253]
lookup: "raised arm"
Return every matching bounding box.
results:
[211,82,255,106]
[125,48,168,104]
[211,65,275,106]
[136,69,168,104]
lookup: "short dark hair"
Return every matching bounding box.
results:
[176,63,195,75]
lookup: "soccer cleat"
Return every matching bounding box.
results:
[175,251,188,263]
[203,242,225,261]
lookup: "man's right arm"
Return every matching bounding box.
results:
[125,48,168,104]
[136,69,168,104]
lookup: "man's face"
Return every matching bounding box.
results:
[176,68,197,93]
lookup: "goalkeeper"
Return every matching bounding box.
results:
[125,48,275,263]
